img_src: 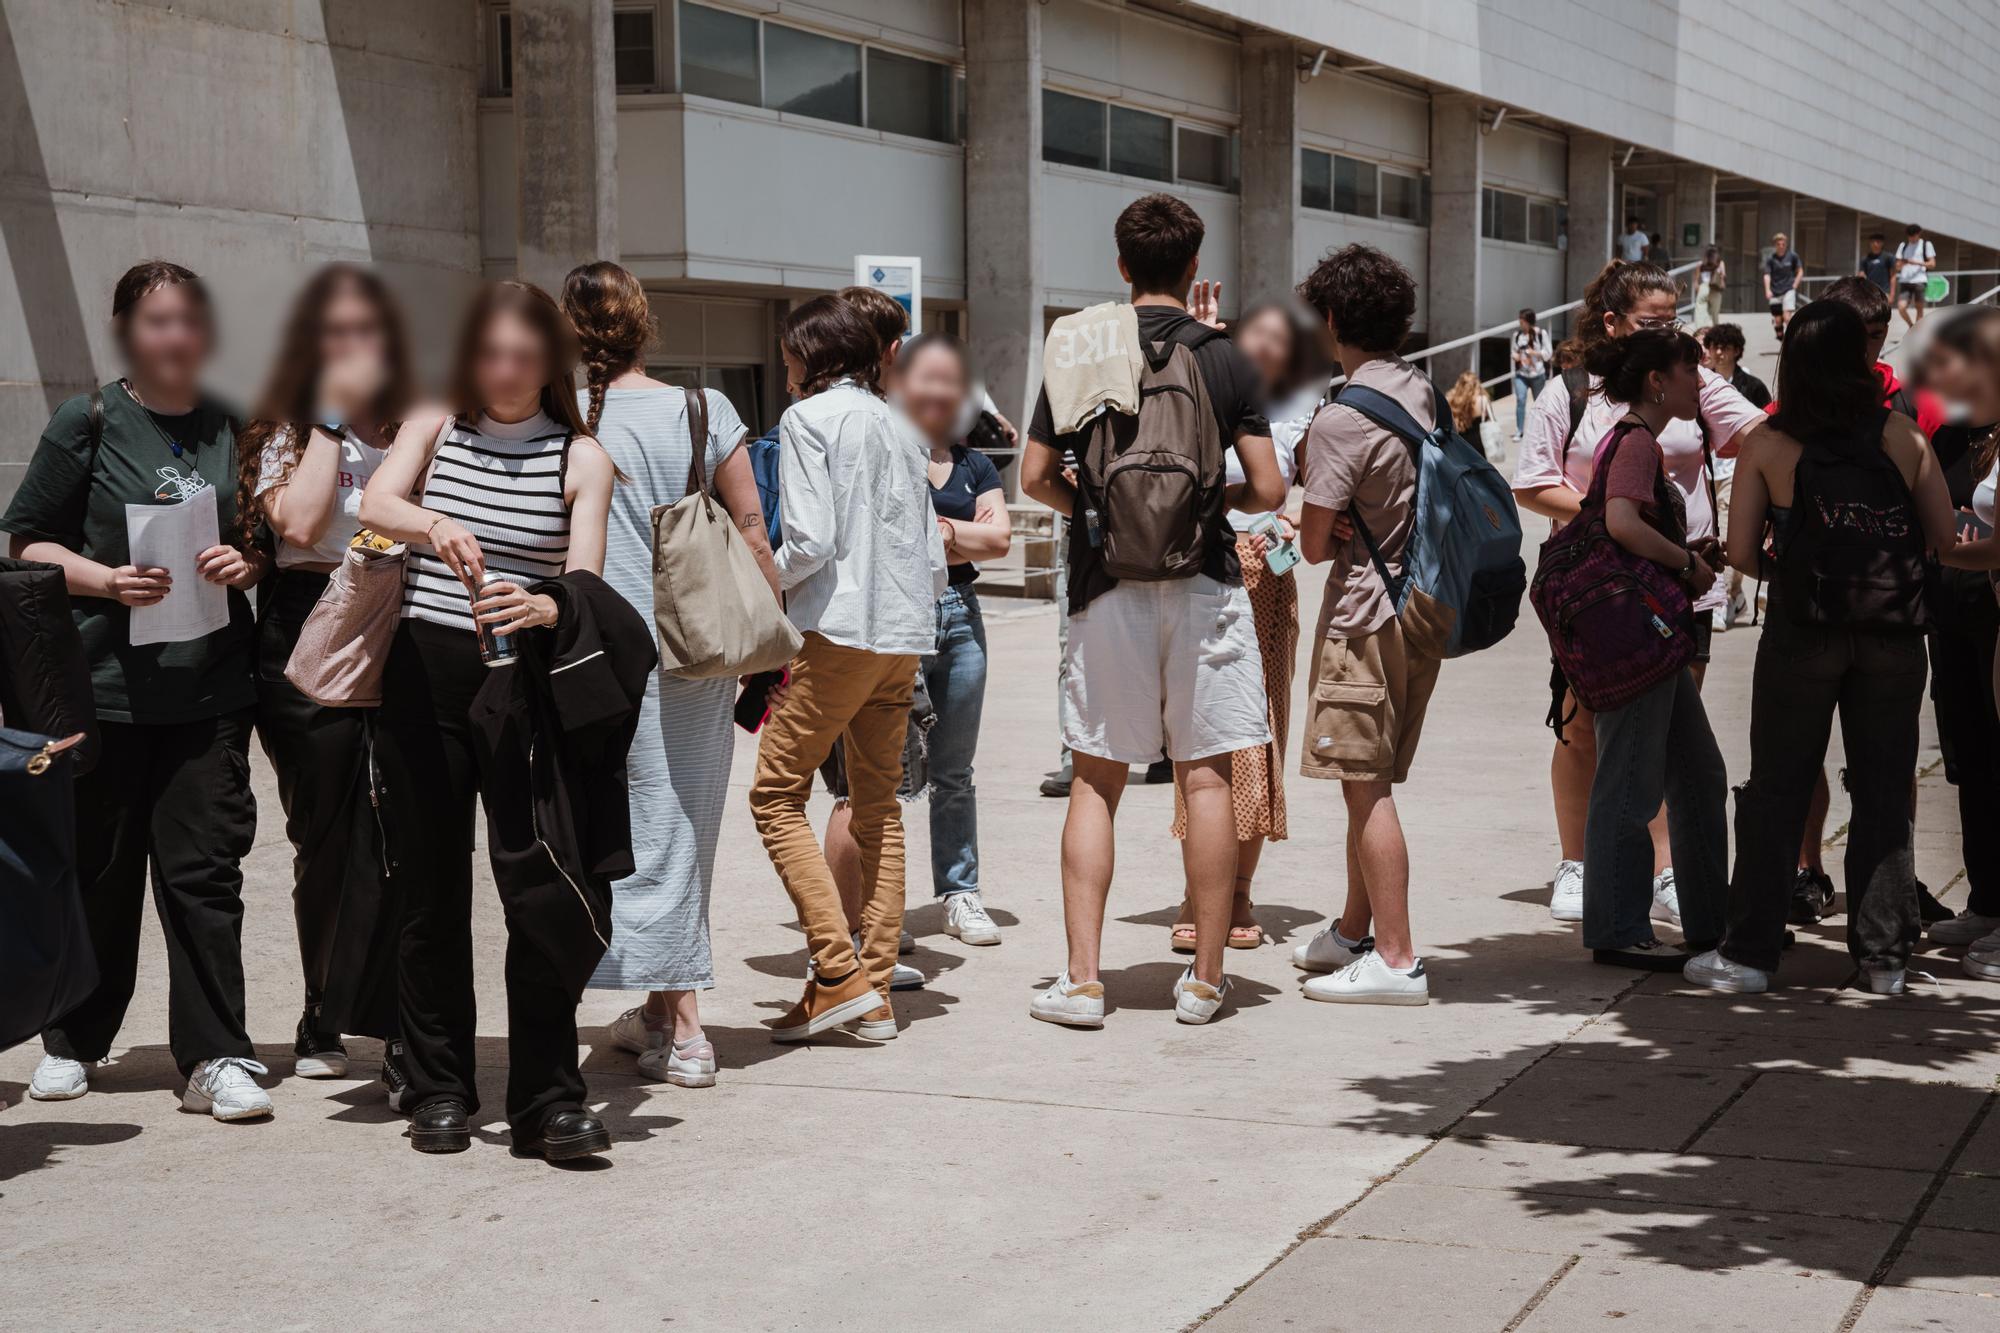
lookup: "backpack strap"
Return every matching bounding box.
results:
[1141,318,1226,373]
[1329,381,1448,607]
[1558,365,1592,475]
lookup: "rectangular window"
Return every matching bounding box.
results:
[1380,170,1423,223]
[613,8,656,89]
[867,48,952,142]
[763,24,861,125]
[679,2,758,106]
[1042,89,1106,170]
[496,9,513,94]
[1333,155,1377,217]
[1527,199,1556,246]
[1176,125,1236,191]
[1499,190,1528,243]
[1481,187,1497,239]
[1108,105,1172,181]
[1301,148,1332,211]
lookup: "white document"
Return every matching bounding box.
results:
[125,486,229,646]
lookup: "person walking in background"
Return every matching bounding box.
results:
[1020,193,1285,1028]
[1763,232,1803,337]
[1510,308,1552,437]
[237,263,412,1079]
[1698,323,1767,631]
[1859,232,1894,298]
[1448,370,1501,462]
[562,260,770,1090]
[1513,262,1767,933]
[1619,218,1651,264]
[748,296,943,1045]
[1570,329,1730,971]
[1686,301,1955,995]
[1167,300,1322,954]
[6,261,271,1119]
[1288,245,1442,1006]
[1895,223,1937,329]
[1693,248,1727,330]
[360,280,619,1159]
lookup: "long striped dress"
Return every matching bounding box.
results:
[583,385,747,992]
[403,412,572,629]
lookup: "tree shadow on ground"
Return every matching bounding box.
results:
[0,1120,142,1182]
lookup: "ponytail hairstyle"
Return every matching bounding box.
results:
[1581,327,1701,407]
[446,280,591,439]
[1558,260,1680,366]
[561,261,655,434]
[235,263,414,544]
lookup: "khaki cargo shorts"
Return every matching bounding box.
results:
[1300,615,1442,784]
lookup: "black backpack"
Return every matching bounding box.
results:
[1779,408,1933,631]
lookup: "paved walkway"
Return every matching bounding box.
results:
[3,461,1995,1329]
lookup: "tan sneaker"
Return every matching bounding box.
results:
[846,1004,899,1041]
[770,968,882,1043]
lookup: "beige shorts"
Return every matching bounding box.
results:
[1300,615,1441,784]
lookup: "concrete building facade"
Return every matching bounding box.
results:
[6,0,1999,497]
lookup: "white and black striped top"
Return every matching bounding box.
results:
[402,411,572,632]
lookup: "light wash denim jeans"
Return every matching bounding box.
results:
[1512,372,1547,435]
[924,584,988,897]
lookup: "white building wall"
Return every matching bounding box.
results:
[1480,121,1567,326]
[1043,173,1240,313]
[1198,0,2000,250]
[1483,122,1566,199]
[1043,0,1238,125]
[1297,69,1428,171]
[1295,213,1429,332]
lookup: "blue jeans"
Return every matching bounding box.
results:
[924,585,988,897]
[1512,372,1547,434]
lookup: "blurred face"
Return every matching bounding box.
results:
[1922,341,2000,422]
[474,309,551,411]
[1775,238,1790,255]
[1607,289,1679,340]
[1868,239,1884,254]
[895,344,968,444]
[319,280,388,371]
[1233,309,1295,397]
[120,282,211,390]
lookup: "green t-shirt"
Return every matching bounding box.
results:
[1,383,255,724]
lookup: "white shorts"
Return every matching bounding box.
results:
[1060,575,1271,765]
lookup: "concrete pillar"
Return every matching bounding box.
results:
[512,0,618,294]
[965,0,1043,439]
[1566,131,1615,300]
[1426,95,1483,380]
[1238,34,1298,306]
[1671,165,1715,267]
[1823,205,1860,282]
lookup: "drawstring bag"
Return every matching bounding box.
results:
[0,729,95,1052]
[650,389,802,679]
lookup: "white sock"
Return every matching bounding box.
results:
[1332,926,1364,951]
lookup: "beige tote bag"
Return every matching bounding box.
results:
[282,534,406,707]
[650,389,801,679]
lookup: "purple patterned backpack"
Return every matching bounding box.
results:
[1529,420,1696,723]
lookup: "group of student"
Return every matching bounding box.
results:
[12,194,2000,1156]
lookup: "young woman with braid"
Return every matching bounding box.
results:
[560,261,775,1088]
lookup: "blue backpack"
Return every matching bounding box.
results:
[747,424,783,547]
[1332,380,1526,658]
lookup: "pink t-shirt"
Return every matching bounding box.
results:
[1513,365,1763,610]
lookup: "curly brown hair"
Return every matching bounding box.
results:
[836,285,910,354]
[1295,244,1415,353]
[561,261,656,434]
[783,295,883,398]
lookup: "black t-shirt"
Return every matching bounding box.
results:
[1029,307,1270,611]
[930,443,1004,586]
[1731,367,1773,411]
[0,383,255,724]
[1860,250,1894,294]
[1764,251,1802,297]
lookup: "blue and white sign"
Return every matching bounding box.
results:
[852,254,922,336]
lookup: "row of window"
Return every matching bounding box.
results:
[494,2,964,145]
[1301,149,1427,225]
[1041,90,1238,192]
[1481,187,1563,247]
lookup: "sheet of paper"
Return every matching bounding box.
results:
[125,486,229,646]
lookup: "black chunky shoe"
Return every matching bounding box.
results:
[1917,881,1954,925]
[1787,869,1835,924]
[514,1110,611,1162]
[379,1038,413,1114]
[293,1005,348,1079]
[410,1099,472,1153]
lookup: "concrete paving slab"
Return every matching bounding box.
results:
[1327,1181,1899,1278]
[1850,1284,2000,1331]
[1449,1056,1746,1152]
[1922,1174,2000,1235]
[1549,1022,2000,1085]
[1883,1228,2000,1297]
[1691,1073,1989,1172]
[1199,1235,1564,1332]
[1514,1260,1861,1332]
[1400,1137,1932,1225]
[1956,1106,2000,1176]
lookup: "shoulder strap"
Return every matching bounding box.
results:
[683,387,712,499]
[1561,366,1591,448]
[87,389,104,463]
[1331,380,1445,608]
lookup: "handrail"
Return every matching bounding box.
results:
[1407,260,1703,368]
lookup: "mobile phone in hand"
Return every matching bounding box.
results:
[735,669,788,733]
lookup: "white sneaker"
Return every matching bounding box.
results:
[605,1005,668,1056]
[890,960,927,991]
[1550,860,1584,922]
[1965,929,2000,981]
[845,1008,900,1041]
[1172,967,1228,1024]
[942,892,1002,946]
[1302,950,1430,1006]
[1930,912,2000,946]
[1726,587,1751,628]
[28,1053,89,1101]
[1684,949,1770,994]
[1650,868,1682,930]
[1710,606,1730,634]
[181,1057,273,1121]
[1291,926,1372,974]
[1029,971,1105,1028]
[638,1036,717,1088]
[898,929,915,956]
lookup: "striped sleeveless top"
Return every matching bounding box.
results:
[402,411,571,631]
